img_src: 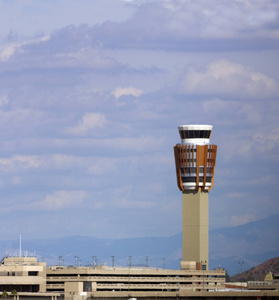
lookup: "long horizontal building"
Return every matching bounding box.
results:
[0,255,225,299]
[47,264,225,298]
[2,256,279,299]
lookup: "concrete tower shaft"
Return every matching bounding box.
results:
[173,125,217,271]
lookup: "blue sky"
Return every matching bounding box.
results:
[0,0,278,242]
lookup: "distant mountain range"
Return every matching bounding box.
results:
[1,213,278,276]
[209,213,279,275]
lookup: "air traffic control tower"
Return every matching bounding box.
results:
[174,125,217,271]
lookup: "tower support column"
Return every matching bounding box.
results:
[182,189,208,270]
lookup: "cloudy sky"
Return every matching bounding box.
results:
[0,0,278,242]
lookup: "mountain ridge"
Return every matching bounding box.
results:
[0,214,278,275]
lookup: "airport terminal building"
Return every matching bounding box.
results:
[0,254,225,299]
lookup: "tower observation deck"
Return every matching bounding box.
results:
[174,125,217,192]
[173,125,217,270]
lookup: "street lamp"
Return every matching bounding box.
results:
[162,258,166,270]
[91,256,96,266]
[74,256,79,267]
[238,261,245,290]
[58,256,62,267]
[238,261,244,274]
[111,256,115,268]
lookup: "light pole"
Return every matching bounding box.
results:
[74,256,78,267]
[162,258,166,270]
[128,256,132,292]
[238,261,245,290]
[238,261,244,274]
[146,256,149,268]
[111,256,115,268]
[58,256,62,267]
[91,256,96,266]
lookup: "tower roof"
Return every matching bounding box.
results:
[178,124,213,144]
[178,124,212,131]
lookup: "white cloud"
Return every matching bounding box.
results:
[178,60,279,99]
[245,175,275,187]
[230,214,262,227]
[202,98,238,116]
[0,154,114,174]
[0,36,49,62]
[0,44,17,62]
[219,125,279,163]
[79,0,279,51]
[87,157,118,175]
[99,136,166,151]
[53,47,121,69]
[0,34,121,73]
[159,0,279,39]
[114,197,153,208]
[251,127,279,154]
[0,155,41,172]
[0,94,9,107]
[202,98,264,126]
[2,0,278,43]
[226,192,246,199]
[111,185,153,208]
[12,176,22,185]
[112,87,143,99]
[2,190,87,212]
[0,136,166,175]
[0,0,135,38]
[37,190,87,210]
[67,113,107,136]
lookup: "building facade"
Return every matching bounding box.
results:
[0,256,46,293]
[46,264,225,298]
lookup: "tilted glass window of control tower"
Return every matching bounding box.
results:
[173,125,217,192]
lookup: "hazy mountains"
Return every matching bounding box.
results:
[210,213,279,275]
[0,214,278,276]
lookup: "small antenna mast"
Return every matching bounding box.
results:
[20,234,21,257]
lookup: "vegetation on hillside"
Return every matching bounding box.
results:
[231,256,279,282]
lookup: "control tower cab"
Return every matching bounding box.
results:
[174,125,217,192]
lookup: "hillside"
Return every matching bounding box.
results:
[231,256,279,282]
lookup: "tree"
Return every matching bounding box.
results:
[224,269,231,282]
[11,290,17,300]
[1,290,9,298]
